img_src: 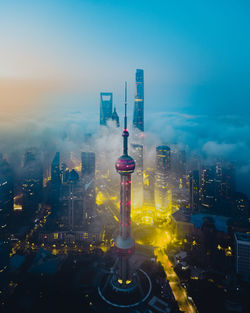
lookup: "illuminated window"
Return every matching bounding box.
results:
[83,232,88,239]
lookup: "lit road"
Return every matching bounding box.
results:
[97,175,198,313]
[96,178,120,223]
[155,248,198,313]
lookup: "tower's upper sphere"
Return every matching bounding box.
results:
[122,129,129,137]
[115,155,135,173]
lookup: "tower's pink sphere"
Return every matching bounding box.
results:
[122,129,129,137]
[115,155,135,173]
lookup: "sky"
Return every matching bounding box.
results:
[0,0,250,195]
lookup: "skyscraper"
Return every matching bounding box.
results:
[200,167,216,209]
[133,69,144,132]
[189,170,199,211]
[100,92,113,126]
[235,232,250,278]
[220,163,235,201]
[50,152,61,204]
[51,152,60,183]
[111,106,120,127]
[81,152,96,221]
[22,149,43,216]
[0,156,14,232]
[156,146,171,173]
[154,145,172,221]
[131,143,144,212]
[81,152,95,177]
[60,169,84,230]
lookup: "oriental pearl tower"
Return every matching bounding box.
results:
[98,83,152,309]
[114,82,135,287]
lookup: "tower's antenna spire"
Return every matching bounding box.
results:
[124,81,127,130]
[123,82,129,155]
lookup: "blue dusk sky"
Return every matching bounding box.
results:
[0,0,250,194]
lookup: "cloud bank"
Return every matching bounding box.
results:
[0,81,249,197]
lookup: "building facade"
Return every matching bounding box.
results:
[81,152,96,221]
[154,145,172,221]
[111,107,120,127]
[189,170,199,211]
[131,143,143,212]
[133,69,144,132]
[235,232,250,278]
[60,169,84,230]
[0,156,14,233]
[50,152,61,204]
[100,92,113,126]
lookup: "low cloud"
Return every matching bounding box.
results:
[202,141,236,157]
[0,85,249,197]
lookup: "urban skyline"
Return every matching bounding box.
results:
[1,67,250,313]
[1,1,250,313]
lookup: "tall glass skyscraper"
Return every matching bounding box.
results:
[133,69,144,132]
[154,145,172,221]
[100,92,113,125]
[81,152,96,220]
[131,143,144,212]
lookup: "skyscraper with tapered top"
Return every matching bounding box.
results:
[133,69,144,132]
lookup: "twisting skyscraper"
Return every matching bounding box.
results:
[133,69,144,132]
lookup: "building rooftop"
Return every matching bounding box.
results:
[235,232,250,243]
[172,210,229,232]
[28,248,64,275]
[190,213,229,233]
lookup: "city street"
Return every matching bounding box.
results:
[155,248,198,313]
[97,176,199,313]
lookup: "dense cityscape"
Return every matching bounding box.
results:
[1,68,250,313]
[1,1,250,312]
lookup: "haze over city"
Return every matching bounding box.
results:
[1,0,250,195]
[1,1,250,313]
